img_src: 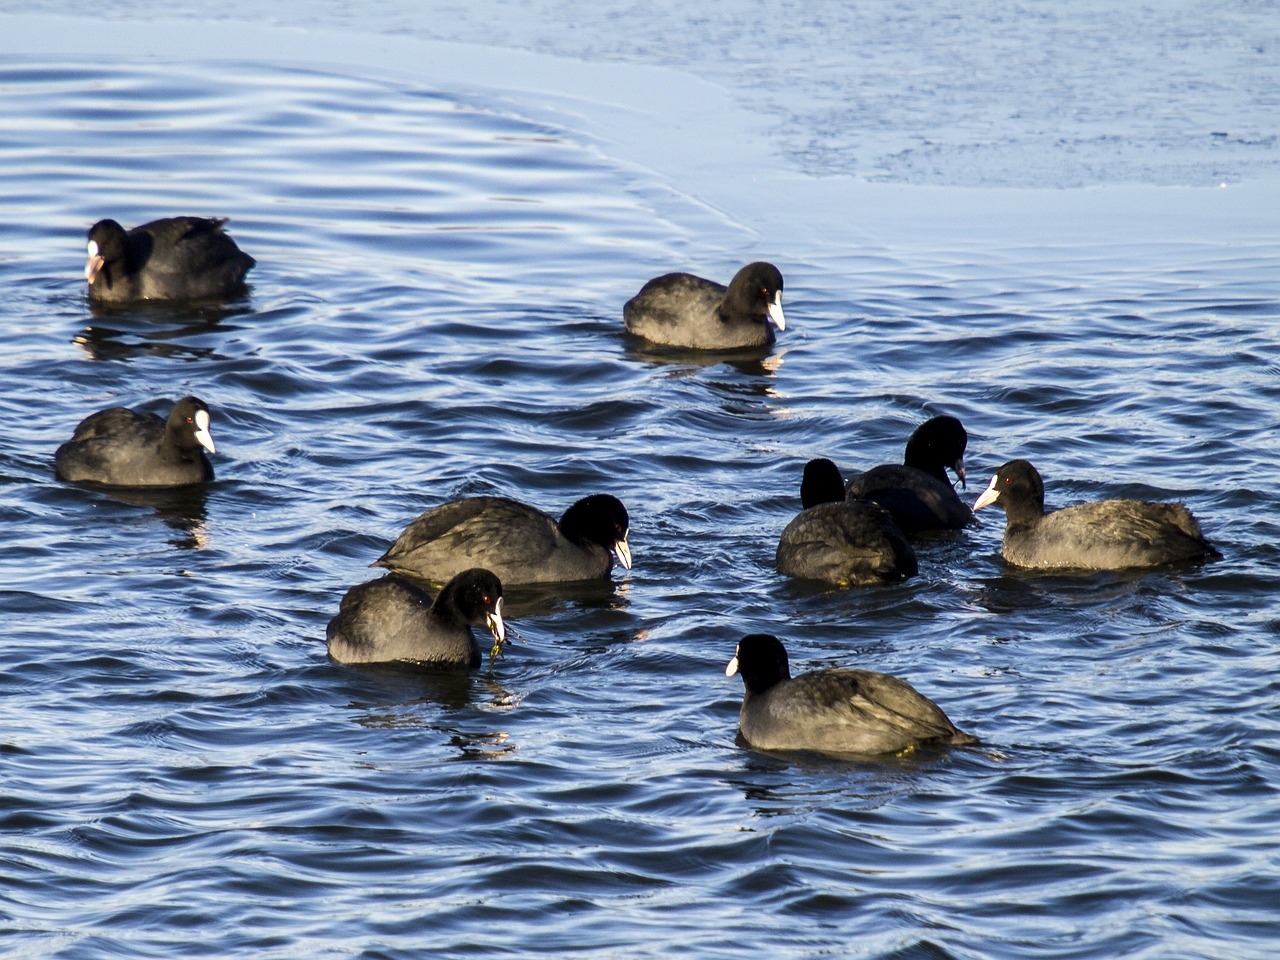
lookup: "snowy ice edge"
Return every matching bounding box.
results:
[4,12,1277,253]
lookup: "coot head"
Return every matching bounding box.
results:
[84,219,130,285]
[168,396,217,456]
[800,458,846,508]
[558,494,632,569]
[973,459,1045,517]
[440,567,507,652]
[725,262,785,331]
[725,633,791,694]
[904,416,968,488]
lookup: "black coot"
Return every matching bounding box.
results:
[726,634,977,756]
[85,217,255,302]
[326,569,506,667]
[973,458,1221,570]
[54,395,216,487]
[374,494,632,585]
[845,416,972,534]
[623,261,784,349]
[777,459,917,585]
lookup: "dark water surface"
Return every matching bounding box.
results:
[2,8,1279,960]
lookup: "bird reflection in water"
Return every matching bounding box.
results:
[348,669,522,760]
[89,484,211,550]
[74,298,252,363]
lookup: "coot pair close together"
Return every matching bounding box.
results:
[323,493,632,668]
[777,415,971,586]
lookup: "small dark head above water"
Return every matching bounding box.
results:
[903,415,969,488]
[800,457,847,509]
[54,395,216,488]
[725,633,976,757]
[623,261,784,350]
[85,216,255,302]
[973,458,1221,570]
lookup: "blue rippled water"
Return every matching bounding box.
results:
[2,4,1279,959]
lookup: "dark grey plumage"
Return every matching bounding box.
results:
[85,217,255,302]
[845,416,972,534]
[623,261,785,349]
[326,569,506,667]
[725,634,976,756]
[374,494,632,585]
[973,458,1221,570]
[54,395,216,487]
[777,459,917,585]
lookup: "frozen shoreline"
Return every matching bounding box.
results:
[6,10,1277,257]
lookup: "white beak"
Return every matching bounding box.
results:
[614,532,633,570]
[85,241,104,284]
[486,596,506,644]
[767,291,786,331]
[725,650,741,677]
[193,409,216,455]
[973,473,1001,511]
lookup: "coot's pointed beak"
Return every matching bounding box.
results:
[193,409,216,455]
[767,291,786,331]
[85,242,104,284]
[973,474,1000,511]
[725,649,741,677]
[486,597,507,661]
[614,532,633,570]
[486,597,506,645]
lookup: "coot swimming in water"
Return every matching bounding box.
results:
[54,395,216,487]
[623,261,784,349]
[973,458,1220,570]
[374,494,632,585]
[85,216,255,302]
[326,569,506,667]
[725,633,976,756]
[776,459,917,585]
[845,416,972,534]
